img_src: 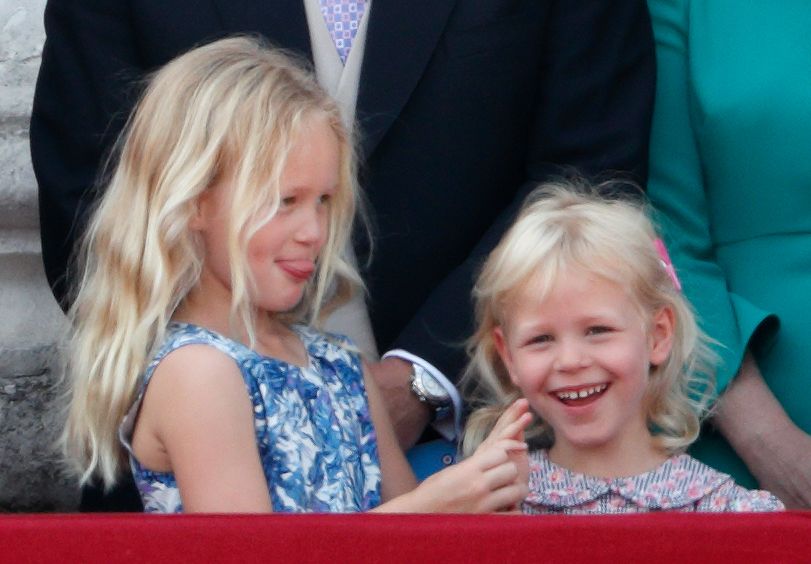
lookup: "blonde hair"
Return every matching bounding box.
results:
[63,36,362,487]
[461,181,716,457]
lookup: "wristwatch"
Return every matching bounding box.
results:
[409,363,451,420]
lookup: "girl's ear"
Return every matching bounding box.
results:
[189,191,213,231]
[492,326,518,386]
[649,305,675,366]
[189,204,206,230]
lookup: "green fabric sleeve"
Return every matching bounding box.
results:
[646,0,777,397]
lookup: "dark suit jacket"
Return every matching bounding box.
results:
[30,0,654,510]
[32,0,654,379]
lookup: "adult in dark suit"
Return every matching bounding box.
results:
[31,0,655,510]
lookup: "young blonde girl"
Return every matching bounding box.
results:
[63,36,529,513]
[462,182,783,513]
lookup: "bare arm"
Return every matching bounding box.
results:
[362,362,419,500]
[713,351,811,509]
[135,346,272,512]
[135,348,528,514]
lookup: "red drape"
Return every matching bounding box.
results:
[2,512,809,563]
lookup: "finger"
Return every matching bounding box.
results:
[499,508,525,515]
[479,454,530,500]
[467,441,510,471]
[494,411,533,443]
[487,399,529,439]
[470,445,526,483]
[472,439,528,472]
[508,449,530,487]
[478,482,531,514]
[480,401,523,445]
[490,438,529,454]
[481,458,521,491]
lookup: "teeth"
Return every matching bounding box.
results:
[556,384,607,401]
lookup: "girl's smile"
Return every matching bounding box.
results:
[551,382,610,406]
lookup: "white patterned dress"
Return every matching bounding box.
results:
[522,450,783,514]
[119,322,381,513]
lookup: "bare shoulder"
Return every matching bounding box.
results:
[142,343,249,429]
[132,342,252,471]
[152,343,242,386]
[136,343,271,511]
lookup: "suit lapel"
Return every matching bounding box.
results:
[211,0,312,58]
[357,1,457,157]
[209,0,457,157]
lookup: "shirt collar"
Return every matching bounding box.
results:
[524,450,733,510]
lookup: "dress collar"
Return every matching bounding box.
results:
[524,449,733,510]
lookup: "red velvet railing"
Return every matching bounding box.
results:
[2,512,809,562]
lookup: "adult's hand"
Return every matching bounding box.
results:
[714,351,811,509]
[365,357,431,449]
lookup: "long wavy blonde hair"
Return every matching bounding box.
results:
[461,181,716,457]
[64,36,362,487]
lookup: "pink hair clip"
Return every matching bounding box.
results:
[654,238,682,291]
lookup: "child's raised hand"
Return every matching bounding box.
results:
[405,399,531,513]
[475,399,532,511]
[479,398,532,446]
[411,436,528,513]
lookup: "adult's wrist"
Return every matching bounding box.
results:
[367,357,432,449]
[382,349,462,440]
[409,363,451,419]
[713,351,794,464]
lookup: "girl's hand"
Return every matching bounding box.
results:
[413,399,531,513]
[373,399,532,514]
[413,436,529,513]
[475,399,532,511]
[478,398,532,448]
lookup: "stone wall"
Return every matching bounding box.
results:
[0,0,79,511]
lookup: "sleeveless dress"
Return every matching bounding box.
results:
[119,322,382,513]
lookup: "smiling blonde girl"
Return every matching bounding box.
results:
[462,182,783,513]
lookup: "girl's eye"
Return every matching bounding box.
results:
[319,193,332,205]
[526,334,552,347]
[587,326,612,336]
[281,196,296,207]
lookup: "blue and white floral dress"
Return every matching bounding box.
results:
[119,322,382,513]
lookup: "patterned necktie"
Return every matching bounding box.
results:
[319,0,367,64]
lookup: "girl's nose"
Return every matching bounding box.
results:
[552,338,590,372]
[295,205,326,245]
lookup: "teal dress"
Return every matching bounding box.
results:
[647,0,811,486]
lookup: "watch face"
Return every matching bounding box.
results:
[422,374,445,397]
[414,365,450,405]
